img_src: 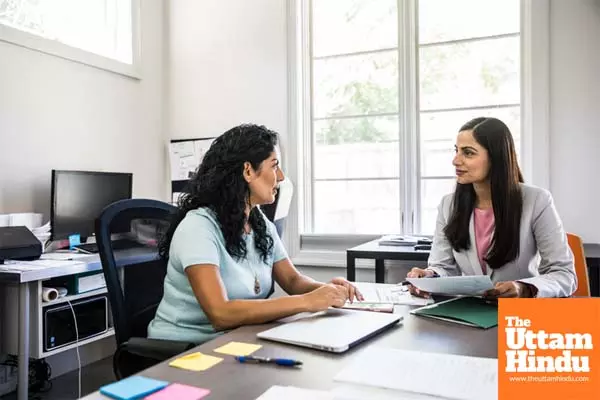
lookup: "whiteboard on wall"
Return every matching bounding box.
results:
[169,137,216,203]
[169,137,215,181]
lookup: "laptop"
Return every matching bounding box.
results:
[257,308,402,353]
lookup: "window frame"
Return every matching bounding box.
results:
[286,0,549,267]
[0,0,141,79]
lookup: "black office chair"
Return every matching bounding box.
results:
[95,199,195,379]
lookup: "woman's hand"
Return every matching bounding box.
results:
[483,281,534,298]
[303,284,349,312]
[329,277,364,303]
[406,267,436,298]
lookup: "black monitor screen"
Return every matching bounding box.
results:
[51,170,133,240]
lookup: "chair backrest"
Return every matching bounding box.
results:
[95,199,176,345]
[567,233,590,297]
[260,178,293,238]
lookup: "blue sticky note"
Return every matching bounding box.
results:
[68,234,81,249]
[99,376,169,400]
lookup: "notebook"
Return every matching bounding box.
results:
[99,376,169,400]
[144,383,210,400]
[257,308,402,353]
[410,297,498,329]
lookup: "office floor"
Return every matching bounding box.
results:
[1,357,114,400]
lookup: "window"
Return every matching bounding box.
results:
[300,0,521,237]
[0,0,139,77]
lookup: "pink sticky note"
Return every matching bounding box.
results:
[144,383,210,400]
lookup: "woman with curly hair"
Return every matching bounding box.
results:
[148,124,362,344]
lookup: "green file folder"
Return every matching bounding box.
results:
[410,296,498,329]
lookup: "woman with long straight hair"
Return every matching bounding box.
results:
[408,117,576,298]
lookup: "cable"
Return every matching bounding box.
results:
[66,300,81,399]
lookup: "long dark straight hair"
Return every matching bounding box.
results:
[444,117,524,269]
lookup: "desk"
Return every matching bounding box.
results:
[0,248,156,400]
[346,239,600,297]
[81,304,497,399]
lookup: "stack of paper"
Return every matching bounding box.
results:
[378,235,429,246]
[334,347,498,400]
[378,235,423,246]
[1,259,85,271]
[100,376,210,400]
[352,282,434,306]
[169,352,223,371]
[100,376,169,400]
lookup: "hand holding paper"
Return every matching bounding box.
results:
[405,275,494,296]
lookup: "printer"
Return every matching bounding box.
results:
[0,226,43,263]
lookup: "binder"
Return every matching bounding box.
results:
[410,296,498,329]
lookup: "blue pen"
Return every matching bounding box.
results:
[235,355,302,367]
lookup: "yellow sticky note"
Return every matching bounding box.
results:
[169,352,223,371]
[213,341,262,356]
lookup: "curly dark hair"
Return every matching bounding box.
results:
[159,124,279,262]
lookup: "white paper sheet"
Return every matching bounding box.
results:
[256,385,346,400]
[332,383,452,400]
[41,253,92,261]
[334,347,498,400]
[3,259,84,268]
[354,282,434,306]
[405,275,493,296]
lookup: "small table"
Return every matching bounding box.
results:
[346,239,600,297]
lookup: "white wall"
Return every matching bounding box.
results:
[0,0,166,379]
[167,0,288,141]
[549,0,600,242]
[0,0,168,220]
[166,0,600,249]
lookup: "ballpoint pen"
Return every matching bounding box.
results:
[235,355,303,367]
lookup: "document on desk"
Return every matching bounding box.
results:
[332,383,452,400]
[405,275,493,296]
[41,253,92,261]
[256,385,351,400]
[353,282,434,306]
[334,347,497,400]
[1,259,85,271]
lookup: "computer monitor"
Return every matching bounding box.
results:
[51,170,133,241]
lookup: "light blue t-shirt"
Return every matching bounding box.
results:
[147,207,288,344]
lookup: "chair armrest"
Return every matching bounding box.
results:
[118,337,196,361]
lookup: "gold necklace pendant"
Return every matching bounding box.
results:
[254,275,261,295]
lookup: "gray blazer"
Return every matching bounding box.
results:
[427,184,577,298]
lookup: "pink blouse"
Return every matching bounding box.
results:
[474,208,495,274]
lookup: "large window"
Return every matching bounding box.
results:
[303,0,521,237]
[0,0,139,77]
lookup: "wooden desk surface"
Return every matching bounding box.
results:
[83,305,497,400]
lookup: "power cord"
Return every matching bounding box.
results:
[66,299,81,399]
